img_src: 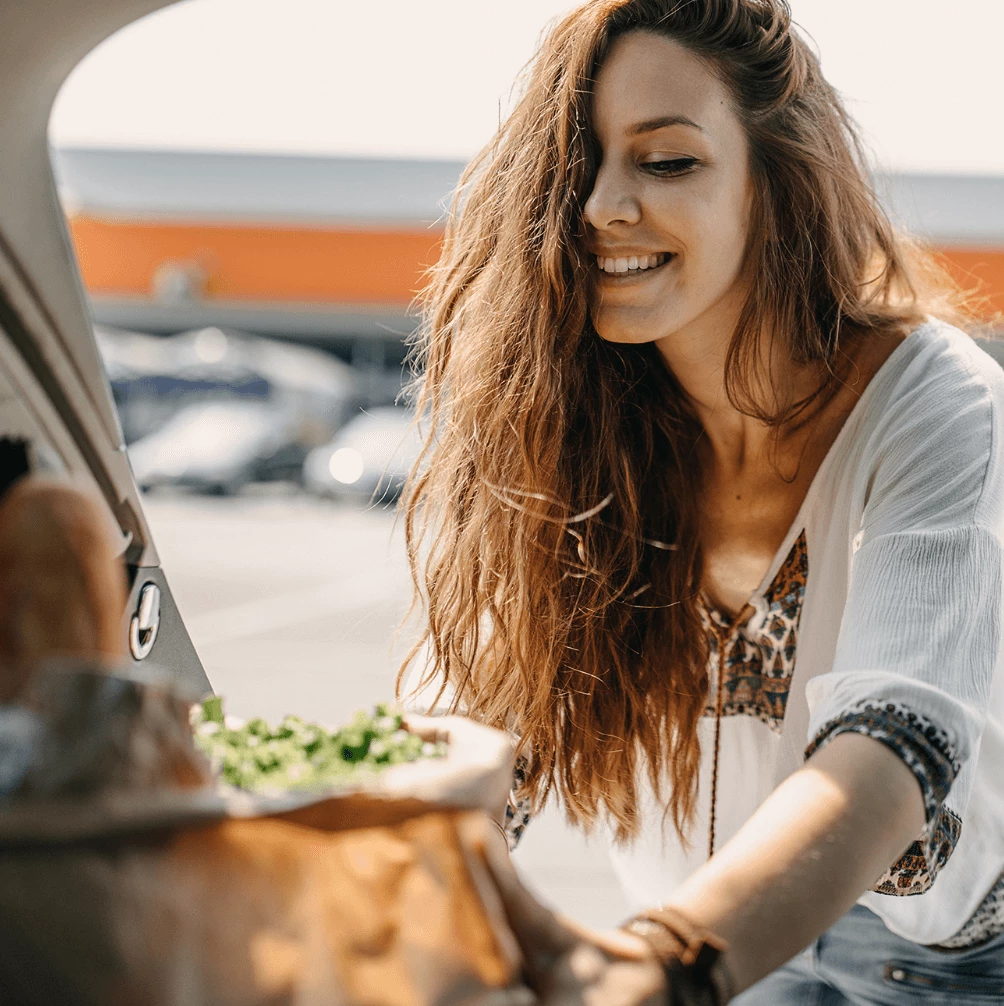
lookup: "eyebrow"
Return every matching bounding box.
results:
[629,115,704,136]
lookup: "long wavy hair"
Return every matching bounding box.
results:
[399,0,964,843]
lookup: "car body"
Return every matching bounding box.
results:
[96,325,273,445]
[303,406,423,504]
[128,399,296,493]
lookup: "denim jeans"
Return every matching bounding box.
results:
[734,904,1004,1004]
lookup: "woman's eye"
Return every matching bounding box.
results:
[642,157,698,177]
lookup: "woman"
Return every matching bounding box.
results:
[401,1,1004,1002]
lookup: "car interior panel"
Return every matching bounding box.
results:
[0,0,209,691]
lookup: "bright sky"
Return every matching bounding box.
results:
[49,0,1004,174]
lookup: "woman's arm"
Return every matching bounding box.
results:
[659,730,925,995]
[476,731,925,1005]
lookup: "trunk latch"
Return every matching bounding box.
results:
[129,582,161,660]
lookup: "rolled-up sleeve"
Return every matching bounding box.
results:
[806,346,1004,892]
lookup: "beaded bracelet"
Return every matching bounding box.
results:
[622,906,733,1005]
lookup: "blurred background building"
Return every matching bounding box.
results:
[54,148,457,499]
[57,146,1004,348]
[59,150,1004,333]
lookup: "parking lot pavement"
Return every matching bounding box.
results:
[144,493,632,931]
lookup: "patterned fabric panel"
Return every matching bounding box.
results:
[806,700,963,896]
[871,807,962,896]
[504,756,532,852]
[932,870,1004,949]
[806,700,960,823]
[701,530,808,732]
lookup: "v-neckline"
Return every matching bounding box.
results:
[700,323,926,623]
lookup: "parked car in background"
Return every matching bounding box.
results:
[97,325,269,444]
[129,400,299,494]
[97,325,355,492]
[303,407,423,505]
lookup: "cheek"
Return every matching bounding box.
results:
[680,190,749,297]
[667,204,748,317]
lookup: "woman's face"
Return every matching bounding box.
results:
[585,32,753,352]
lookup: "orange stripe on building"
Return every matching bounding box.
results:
[68,216,444,305]
[936,248,1004,316]
[67,216,1004,320]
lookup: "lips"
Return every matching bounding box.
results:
[595,252,672,276]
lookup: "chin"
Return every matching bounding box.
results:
[591,309,681,346]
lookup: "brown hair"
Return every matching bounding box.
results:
[399,0,963,842]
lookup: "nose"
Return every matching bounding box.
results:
[583,159,642,231]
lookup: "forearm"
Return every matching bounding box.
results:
[660,732,926,995]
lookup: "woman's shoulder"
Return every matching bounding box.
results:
[855,318,1004,451]
[889,317,1004,408]
[846,317,1004,528]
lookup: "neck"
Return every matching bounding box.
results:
[654,306,824,472]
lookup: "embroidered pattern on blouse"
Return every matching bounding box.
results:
[806,700,962,896]
[701,530,808,732]
[932,871,1004,950]
[871,806,962,896]
[504,756,532,851]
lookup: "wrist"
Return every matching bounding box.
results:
[622,908,733,1005]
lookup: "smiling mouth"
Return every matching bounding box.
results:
[595,252,673,277]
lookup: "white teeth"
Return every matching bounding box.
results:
[597,253,668,274]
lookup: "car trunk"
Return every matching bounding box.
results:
[0,0,207,692]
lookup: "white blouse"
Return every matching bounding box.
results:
[408,318,1004,947]
[605,318,1004,947]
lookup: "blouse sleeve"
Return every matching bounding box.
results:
[805,342,1004,892]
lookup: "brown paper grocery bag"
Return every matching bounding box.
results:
[0,673,526,1006]
[0,809,521,1006]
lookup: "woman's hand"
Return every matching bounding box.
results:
[472,815,666,1006]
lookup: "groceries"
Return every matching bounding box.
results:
[0,674,518,1006]
[191,697,448,794]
